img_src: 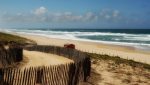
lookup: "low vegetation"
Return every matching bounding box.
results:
[0,32,36,44]
[89,53,150,70]
[81,53,150,85]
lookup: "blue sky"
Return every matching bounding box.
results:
[0,0,150,29]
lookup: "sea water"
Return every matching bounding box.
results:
[1,28,150,51]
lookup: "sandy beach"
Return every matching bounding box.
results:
[16,34,150,85]
[17,34,150,65]
[1,1,150,85]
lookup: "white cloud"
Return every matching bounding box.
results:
[34,6,47,16]
[83,12,98,21]
[46,12,98,22]
[105,15,111,19]
[98,9,122,23]
[0,7,124,24]
[113,10,120,17]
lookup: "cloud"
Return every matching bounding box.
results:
[99,9,121,19]
[0,7,125,24]
[83,12,98,21]
[46,12,83,22]
[45,12,98,22]
[113,10,120,17]
[97,9,124,23]
[34,6,47,16]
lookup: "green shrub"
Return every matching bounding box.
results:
[0,32,36,44]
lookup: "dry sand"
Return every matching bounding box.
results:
[20,50,73,69]
[18,34,150,64]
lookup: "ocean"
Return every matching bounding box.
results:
[1,28,150,51]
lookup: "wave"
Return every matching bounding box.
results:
[6,28,149,36]
[1,28,150,50]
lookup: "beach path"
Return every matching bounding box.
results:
[20,50,73,69]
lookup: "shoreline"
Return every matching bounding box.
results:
[3,30,150,52]
[3,29,150,51]
[12,33,150,64]
[9,31,150,52]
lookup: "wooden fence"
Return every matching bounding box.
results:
[24,45,91,81]
[0,63,80,85]
[0,45,23,68]
[0,45,91,85]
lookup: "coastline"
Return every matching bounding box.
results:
[1,32,149,84]
[15,33,150,64]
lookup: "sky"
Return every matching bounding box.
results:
[0,0,150,29]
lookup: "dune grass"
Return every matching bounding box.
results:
[89,53,150,70]
[0,32,36,44]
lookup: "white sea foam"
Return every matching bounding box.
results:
[2,29,150,50]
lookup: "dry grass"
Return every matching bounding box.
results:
[80,53,150,85]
